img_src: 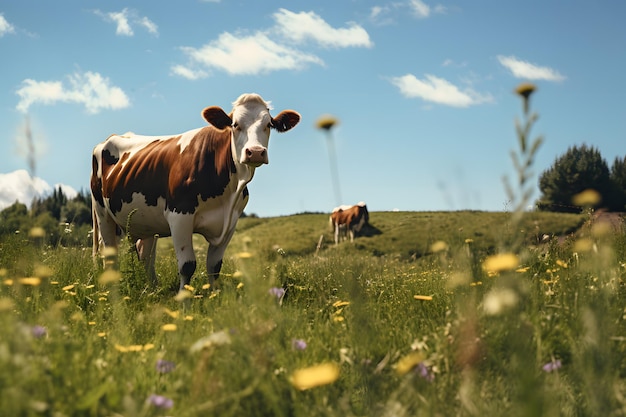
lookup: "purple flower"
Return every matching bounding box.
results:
[148,394,173,409]
[31,325,47,338]
[542,359,562,373]
[291,338,307,350]
[268,287,285,299]
[156,359,176,373]
[415,362,435,382]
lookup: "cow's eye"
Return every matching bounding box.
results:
[267,122,272,129]
[232,122,239,130]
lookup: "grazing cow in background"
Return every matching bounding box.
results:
[330,202,369,244]
[91,93,300,290]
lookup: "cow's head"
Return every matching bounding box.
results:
[202,93,300,167]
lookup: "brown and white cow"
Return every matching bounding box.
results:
[91,93,300,290]
[329,202,369,244]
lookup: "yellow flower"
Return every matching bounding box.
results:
[19,277,42,286]
[482,253,519,274]
[164,308,179,319]
[413,295,433,301]
[174,289,192,301]
[395,351,425,375]
[514,83,536,100]
[556,260,568,269]
[97,332,107,338]
[572,189,601,207]
[3,279,14,286]
[236,252,253,259]
[430,241,448,253]
[332,300,350,308]
[202,283,211,290]
[315,115,339,131]
[62,284,76,291]
[28,227,46,238]
[291,363,340,390]
[236,282,244,289]
[183,284,195,292]
[162,323,177,332]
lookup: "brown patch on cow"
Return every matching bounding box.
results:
[99,126,235,215]
[90,155,104,207]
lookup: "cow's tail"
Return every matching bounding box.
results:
[328,215,334,231]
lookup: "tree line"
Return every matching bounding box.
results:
[1,143,624,245]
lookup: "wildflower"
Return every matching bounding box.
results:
[542,359,562,372]
[413,295,433,301]
[514,83,536,100]
[315,115,339,131]
[291,362,340,390]
[236,282,244,289]
[156,359,176,374]
[31,325,47,338]
[395,351,425,375]
[483,287,519,315]
[28,227,46,238]
[236,252,253,259]
[430,241,448,253]
[415,362,435,382]
[268,287,285,299]
[183,284,195,292]
[572,189,600,207]
[161,324,177,332]
[174,289,192,302]
[62,284,76,292]
[482,253,519,274]
[19,277,42,286]
[332,300,350,308]
[292,339,307,350]
[163,308,179,319]
[147,394,173,409]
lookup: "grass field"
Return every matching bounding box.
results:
[1,209,625,416]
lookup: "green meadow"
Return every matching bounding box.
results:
[1,208,626,416]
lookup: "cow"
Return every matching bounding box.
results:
[329,202,369,244]
[90,93,300,291]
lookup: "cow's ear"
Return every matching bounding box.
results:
[271,110,301,133]
[202,106,232,129]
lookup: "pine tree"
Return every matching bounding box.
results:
[537,144,611,212]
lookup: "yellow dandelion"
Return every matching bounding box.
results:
[184,284,195,292]
[97,332,107,338]
[184,315,194,321]
[127,345,143,352]
[332,300,350,308]
[236,252,253,259]
[209,292,219,299]
[28,227,46,238]
[572,189,601,207]
[232,270,243,278]
[114,344,129,352]
[556,260,568,268]
[413,295,433,301]
[469,281,483,286]
[162,323,177,332]
[3,279,14,286]
[98,270,121,285]
[50,281,59,285]
[315,115,339,131]
[88,321,96,326]
[395,351,425,375]
[19,277,42,286]
[291,362,340,390]
[514,83,536,100]
[0,268,7,277]
[143,343,155,351]
[84,284,95,289]
[62,284,76,292]
[482,253,519,274]
[333,316,345,322]
[164,308,179,318]
[236,282,244,289]
[430,241,448,253]
[465,238,474,244]
[202,283,211,290]
[174,289,192,302]
[515,267,530,273]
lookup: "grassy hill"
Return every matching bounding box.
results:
[224,210,587,260]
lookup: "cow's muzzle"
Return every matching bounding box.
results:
[244,146,268,166]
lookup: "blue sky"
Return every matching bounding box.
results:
[1,1,625,216]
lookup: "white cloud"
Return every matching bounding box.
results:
[94,8,158,37]
[390,74,493,107]
[174,8,373,78]
[176,32,324,77]
[16,71,130,114]
[0,170,77,211]
[0,14,16,36]
[497,55,566,81]
[273,9,373,48]
[170,64,208,80]
[410,0,431,18]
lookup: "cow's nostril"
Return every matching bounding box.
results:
[246,149,253,156]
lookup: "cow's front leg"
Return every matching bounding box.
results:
[170,219,196,291]
[205,227,236,289]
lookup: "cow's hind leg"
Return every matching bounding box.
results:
[135,235,158,287]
